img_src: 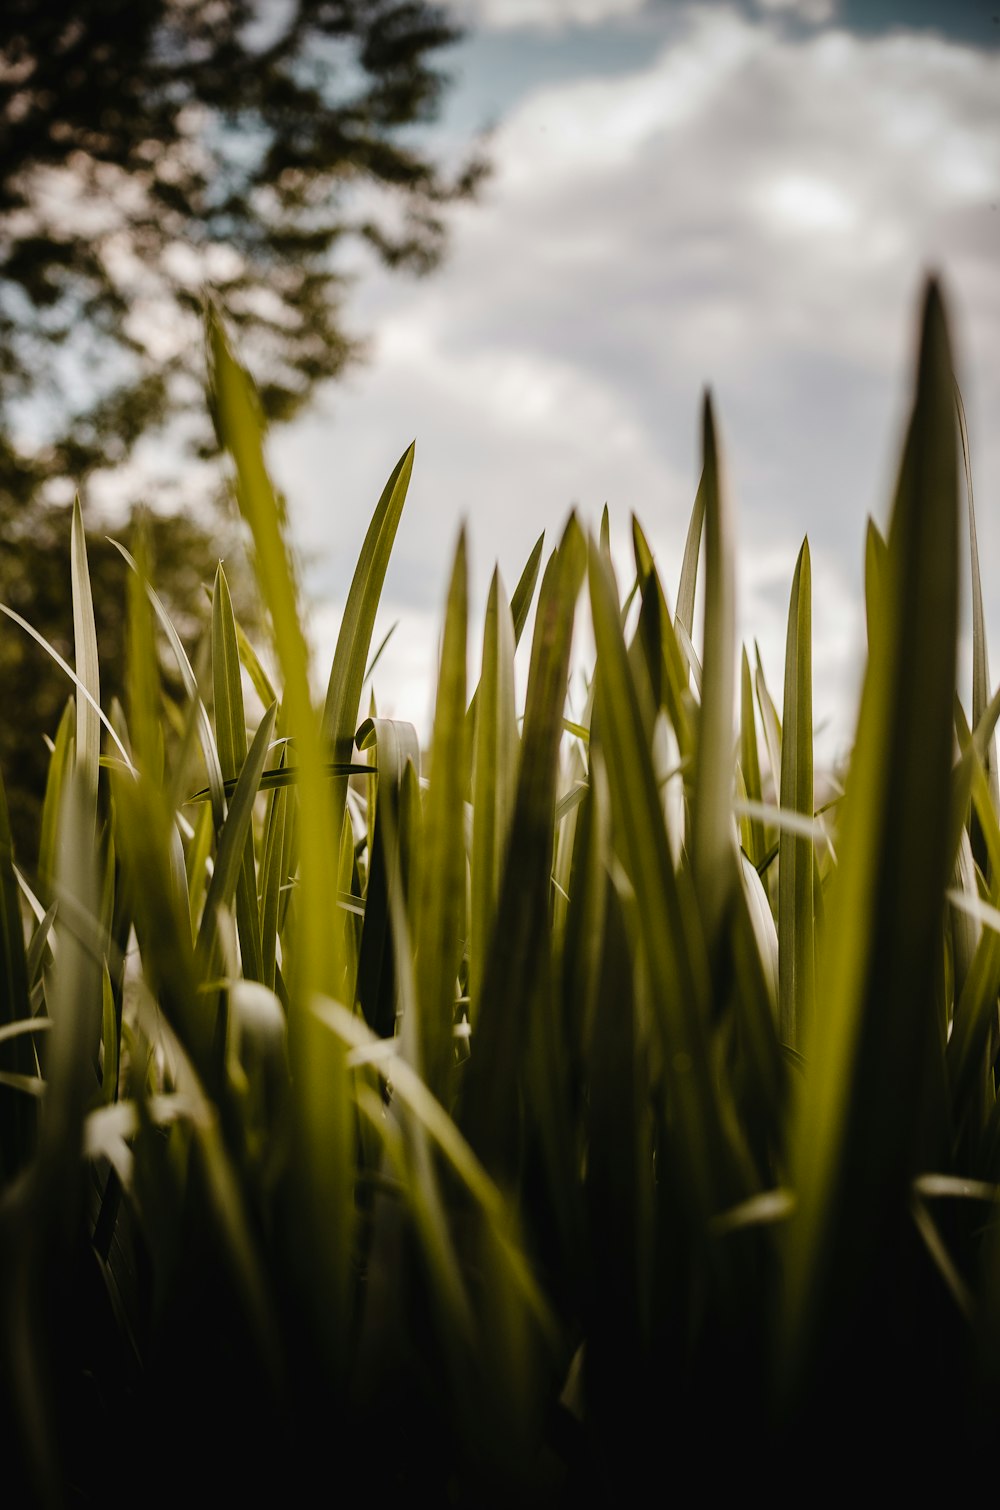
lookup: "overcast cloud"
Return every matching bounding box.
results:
[271,2,1000,756]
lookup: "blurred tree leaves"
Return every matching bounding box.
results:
[0,0,484,501]
[0,1,484,857]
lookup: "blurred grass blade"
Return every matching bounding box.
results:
[510,532,545,647]
[363,621,397,688]
[864,518,888,658]
[0,605,135,779]
[71,496,101,822]
[235,616,278,709]
[0,763,33,1181]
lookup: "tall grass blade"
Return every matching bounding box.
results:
[957,383,999,868]
[470,569,518,1025]
[70,497,101,823]
[691,394,737,945]
[739,647,766,867]
[110,537,223,821]
[321,443,413,832]
[197,702,277,982]
[212,563,265,983]
[0,764,32,1181]
[587,541,727,1226]
[462,518,585,1183]
[782,279,960,1392]
[778,540,814,1051]
[676,464,707,644]
[208,305,354,1357]
[410,531,468,1103]
[355,717,421,1036]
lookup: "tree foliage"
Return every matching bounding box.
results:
[0,0,483,505]
[0,0,482,858]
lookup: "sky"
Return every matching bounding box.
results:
[268,0,1000,760]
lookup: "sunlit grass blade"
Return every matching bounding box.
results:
[111,536,223,822]
[470,568,518,1025]
[197,702,277,983]
[320,442,413,834]
[355,717,421,1036]
[466,530,544,741]
[946,717,1000,1130]
[958,382,999,869]
[631,515,693,758]
[754,644,782,804]
[740,647,766,868]
[782,279,960,1392]
[864,518,888,658]
[410,531,468,1103]
[690,394,737,946]
[778,539,814,1051]
[37,700,74,905]
[676,463,707,644]
[461,518,585,1183]
[213,562,264,983]
[186,759,371,804]
[587,540,727,1226]
[209,305,353,1357]
[258,746,289,994]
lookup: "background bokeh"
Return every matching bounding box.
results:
[270,0,999,761]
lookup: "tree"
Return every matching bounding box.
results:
[0,0,482,505]
[0,1,483,857]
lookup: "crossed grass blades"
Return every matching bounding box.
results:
[2,280,1000,1502]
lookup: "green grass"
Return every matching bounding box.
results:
[2,280,999,1501]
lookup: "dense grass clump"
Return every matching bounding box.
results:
[2,282,999,1502]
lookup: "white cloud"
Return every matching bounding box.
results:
[275,6,1000,750]
[454,0,648,32]
[755,0,837,23]
[760,173,857,234]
